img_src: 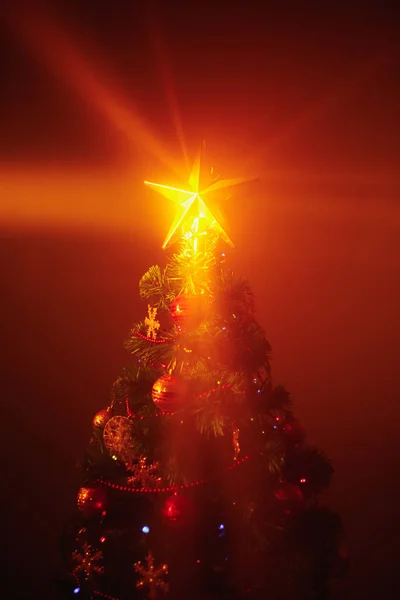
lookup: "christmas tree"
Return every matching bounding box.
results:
[58,147,347,600]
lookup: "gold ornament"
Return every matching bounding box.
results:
[92,408,111,429]
[127,456,162,489]
[72,543,104,580]
[145,142,253,251]
[103,415,138,463]
[144,304,160,339]
[134,552,169,600]
[233,426,240,461]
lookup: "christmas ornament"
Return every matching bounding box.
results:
[169,294,190,329]
[152,374,186,412]
[77,486,107,516]
[281,415,306,445]
[92,409,110,429]
[127,456,162,489]
[72,542,104,580]
[103,415,139,463]
[274,482,304,503]
[161,493,191,521]
[144,304,160,340]
[134,552,169,600]
[145,142,252,250]
[232,426,241,461]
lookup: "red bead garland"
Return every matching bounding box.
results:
[96,455,249,494]
[135,331,167,344]
[93,591,120,600]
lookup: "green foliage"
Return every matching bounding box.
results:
[267,384,292,411]
[284,445,334,493]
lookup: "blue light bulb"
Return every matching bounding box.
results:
[142,525,150,534]
[73,587,80,595]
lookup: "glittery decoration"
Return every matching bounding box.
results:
[144,305,160,340]
[103,416,138,463]
[134,552,169,600]
[126,456,162,489]
[72,543,104,580]
[233,426,240,461]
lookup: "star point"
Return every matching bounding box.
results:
[145,146,252,251]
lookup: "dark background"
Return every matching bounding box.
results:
[1,1,399,598]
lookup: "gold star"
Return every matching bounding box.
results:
[145,143,252,250]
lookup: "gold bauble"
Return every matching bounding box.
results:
[92,408,111,429]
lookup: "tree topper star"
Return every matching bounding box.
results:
[145,143,252,249]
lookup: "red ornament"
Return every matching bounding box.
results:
[169,295,190,330]
[77,486,107,517]
[152,374,186,412]
[92,409,111,429]
[162,494,181,520]
[274,482,304,503]
[162,493,190,521]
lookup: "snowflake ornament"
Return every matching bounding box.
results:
[127,456,162,489]
[72,543,104,580]
[134,551,169,600]
[144,305,160,340]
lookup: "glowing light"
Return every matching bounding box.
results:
[300,478,307,483]
[142,525,150,534]
[100,537,106,543]
[219,524,225,530]
[73,588,80,594]
[145,144,252,250]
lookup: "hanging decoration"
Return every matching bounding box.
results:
[162,493,182,520]
[72,543,104,580]
[169,294,190,330]
[232,426,241,461]
[274,481,304,503]
[126,456,162,489]
[144,305,160,340]
[103,416,139,463]
[134,552,169,600]
[77,486,107,516]
[152,374,186,412]
[92,409,111,430]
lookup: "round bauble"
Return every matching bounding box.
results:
[92,409,111,429]
[162,493,190,521]
[274,481,304,503]
[152,374,186,412]
[169,294,190,330]
[77,486,107,516]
